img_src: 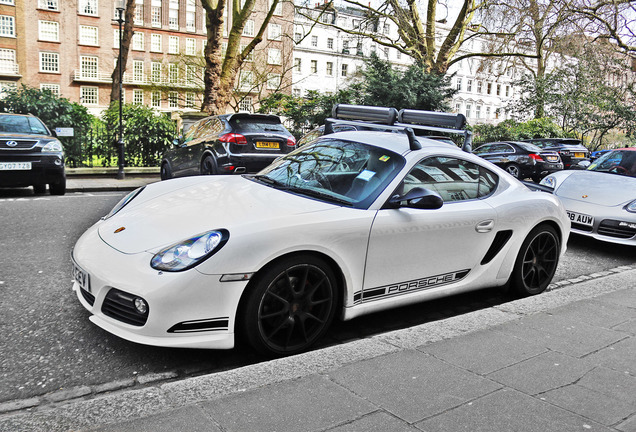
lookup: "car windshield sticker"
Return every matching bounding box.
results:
[356,169,375,181]
[379,155,390,162]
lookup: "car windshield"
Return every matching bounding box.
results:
[0,115,49,135]
[588,150,636,177]
[251,138,404,207]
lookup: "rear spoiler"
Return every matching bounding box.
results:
[324,104,473,152]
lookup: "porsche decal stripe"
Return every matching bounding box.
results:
[353,269,470,304]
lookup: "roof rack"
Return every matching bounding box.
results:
[324,104,473,152]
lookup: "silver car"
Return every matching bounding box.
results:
[541,148,636,245]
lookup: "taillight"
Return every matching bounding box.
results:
[287,136,297,147]
[219,133,247,145]
[529,153,543,161]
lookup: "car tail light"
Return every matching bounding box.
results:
[287,136,297,147]
[219,133,247,145]
[529,153,543,161]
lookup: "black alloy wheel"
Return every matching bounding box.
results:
[160,162,172,180]
[510,224,560,296]
[49,176,66,196]
[201,155,218,175]
[242,255,337,356]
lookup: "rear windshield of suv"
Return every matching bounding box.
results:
[230,118,288,134]
[0,115,49,135]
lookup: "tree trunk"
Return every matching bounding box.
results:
[110,0,136,103]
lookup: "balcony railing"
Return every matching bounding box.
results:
[72,71,113,83]
[72,70,202,89]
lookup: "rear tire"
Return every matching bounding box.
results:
[505,163,521,179]
[200,155,218,175]
[510,224,560,296]
[241,255,338,356]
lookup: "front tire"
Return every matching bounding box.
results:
[49,175,66,196]
[510,224,560,296]
[241,255,338,356]
[160,162,172,180]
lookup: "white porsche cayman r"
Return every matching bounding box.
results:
[541,148,636,246]
[71,105,570,356]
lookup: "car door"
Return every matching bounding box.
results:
[362,156,499,299]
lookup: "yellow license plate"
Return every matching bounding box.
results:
[574,152,585,158]
[256,141,279,149]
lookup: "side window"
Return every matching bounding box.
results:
[195,117,224,139]
[473,145,491,155]
[401,156,498,202]
[502,144,515,153]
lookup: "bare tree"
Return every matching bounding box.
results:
[573,0,636,54]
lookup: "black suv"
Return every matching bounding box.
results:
[160,113,296,180]
[523,138,590,169]
[0,113,66,195]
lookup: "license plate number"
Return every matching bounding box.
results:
[0,162,31,170]
[255,141,279,149]
[574,152,585,158]
[72,261,91,293]
[567,211,594,227]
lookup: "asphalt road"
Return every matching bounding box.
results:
[0,190,635,404]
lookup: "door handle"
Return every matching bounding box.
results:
[475,219,494,233]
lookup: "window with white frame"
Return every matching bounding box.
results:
[238,71,253,91]
[185,91,195,108]
[506,85,510,97]
[0,49,16,73]
[476,105,482,118]
[311,35,318,47]
[168,91,178,108]
[39,52,59,73]
[467,79,473,92]
[326,62,333,76]
[80,56,98,79]
[38,20,59,41]
[168,36,179,54]
[267,73,280,90]
[294,32,301,43]
[268,23,281,41]
[168,63,178,82]
[485,106,491,118]
[243,20,254,37]
[0,16,14,37]
[383,23,390,34]
[79,25,98,46]
[465,104,472,118]
[40,83,60,96]
[294,58,300,72]
[487,82,492,94]
[186,12,195,31]
[341,64,348,77]
[270,0,282,15]
[267,48,281,65]
[151,62,162,81]
[185,65,196,83]
[327,38,333,50]
[133,89,144,104]
[134,0,144,25]
[151,34,162,52]
[310,60,317,74]
[133,60,144,82]
[0,0,14,4]
[477,81,483,94]
[80,86,98,105]
[456,77,462,90]
[238,96,252,112]
[79,0,98,15]
[151,4,161,27]
[38,0,58,10]
[185,38,195,55]
[292,88,301,97]
[133,32,145,51]
[151,90,161,107]
[169,2,178,29]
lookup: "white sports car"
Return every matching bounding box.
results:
[541,148,636,245]
[71,105,570,356]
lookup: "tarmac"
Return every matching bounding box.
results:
[1,174,635,432]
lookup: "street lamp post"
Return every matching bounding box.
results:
[115,1,125,180]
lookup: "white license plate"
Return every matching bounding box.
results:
[0,162,31,170]
[72,261,91,293]
[567,211,594,227]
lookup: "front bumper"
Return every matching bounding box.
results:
[560,197,636,246]
[71,225,249,349]
[0,153,65,187]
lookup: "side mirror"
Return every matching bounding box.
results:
[388,187,443,209]
[173,135,184,146]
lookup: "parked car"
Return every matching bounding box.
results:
[472,141,563,182]
[160,113,296,180]
[0,113,66,195]
[541,148,636,246]
[523,138,590,169]
[590,149,611,161]
[72,105,569,356]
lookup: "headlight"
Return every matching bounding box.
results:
[625,200,636,213]
[102,187,145,220]
[42,140,63,152]
[150,229,229,272]
[540,176,556,188]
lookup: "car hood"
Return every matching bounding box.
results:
[555,171,636,206]
[98,176,337,254]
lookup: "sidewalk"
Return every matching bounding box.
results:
[66,169,160,193]
[1,268,634,432]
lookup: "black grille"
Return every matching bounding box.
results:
[0,140,38,150]
[571,222,593,232]
[80,288,95,306]
[598,219,636,239]
[102,288,149,326]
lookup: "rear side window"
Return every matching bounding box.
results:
[230,117,288,134]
